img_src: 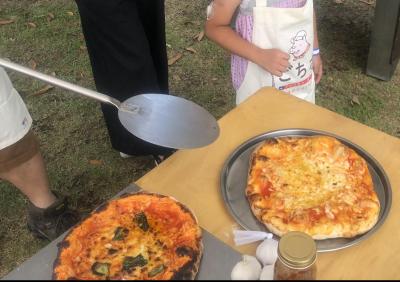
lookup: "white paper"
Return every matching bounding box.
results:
[233,230,274,246]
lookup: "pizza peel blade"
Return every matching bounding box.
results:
[119,94,220,149]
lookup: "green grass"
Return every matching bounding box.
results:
[315,0,400,135]
[0,0,399,277]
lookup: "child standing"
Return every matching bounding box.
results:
[205,0,323,105]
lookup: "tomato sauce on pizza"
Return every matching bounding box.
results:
[53,192,203,280]
[246,135,380,239]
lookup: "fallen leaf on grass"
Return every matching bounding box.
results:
[199,31,205,41]
[351,95,361,105]
[89,160,103,166]
[359,0,374,5]
[185,47,197,54]
[27,22,37,28]
[184,20,200,26]
[0,19,14,25]
[29,60,37,70]
[168,53,183,66]
[193,30,205,41]
[47,13,55,21]
[79,45,87,51]
[29,85,54,97]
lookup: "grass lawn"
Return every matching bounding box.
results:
[0,0,399,277]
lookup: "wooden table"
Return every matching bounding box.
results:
[366,0,400,80]
[136,88,400,280]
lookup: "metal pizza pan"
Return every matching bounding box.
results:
[220,128,392,252]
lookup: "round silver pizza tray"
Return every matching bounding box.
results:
[220,128,392,252]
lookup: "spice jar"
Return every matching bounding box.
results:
[274,231,317,280]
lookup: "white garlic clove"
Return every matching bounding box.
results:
[231,255,262,280]
[260,264,275,280]
[256,239,278,266]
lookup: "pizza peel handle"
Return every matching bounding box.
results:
[0,58,220,149]
[0,58,121,108]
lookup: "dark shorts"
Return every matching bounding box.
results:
[0,130,39,173]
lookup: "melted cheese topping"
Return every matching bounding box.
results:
[54,194,202,280]
[247,136,380,239]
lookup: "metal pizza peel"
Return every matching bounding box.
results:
[0,58,220,149]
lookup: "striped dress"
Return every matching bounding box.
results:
[232,0,308,90]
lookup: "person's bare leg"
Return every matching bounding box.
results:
[0,151,56,208]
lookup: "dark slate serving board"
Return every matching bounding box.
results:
[3,184,241,280]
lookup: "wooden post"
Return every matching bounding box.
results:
[391,13,400,63]
[366,0,400,81]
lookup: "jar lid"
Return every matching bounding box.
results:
[278,231,317,269]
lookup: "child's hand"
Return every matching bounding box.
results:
[313,55,323,84]
[255,49,290,77]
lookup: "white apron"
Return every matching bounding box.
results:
[236,0,315,105]
[0,68,32,150]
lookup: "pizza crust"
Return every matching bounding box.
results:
[246,135,380,240]
[53,192,203,280]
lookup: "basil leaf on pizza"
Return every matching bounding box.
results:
[53,193,203,280]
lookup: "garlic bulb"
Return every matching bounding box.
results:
[259,264,275,280]
[231,255,262,280]
[256,239,278,265]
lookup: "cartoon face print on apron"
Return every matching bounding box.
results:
[0,68,32,150]
[236,0,315,105]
